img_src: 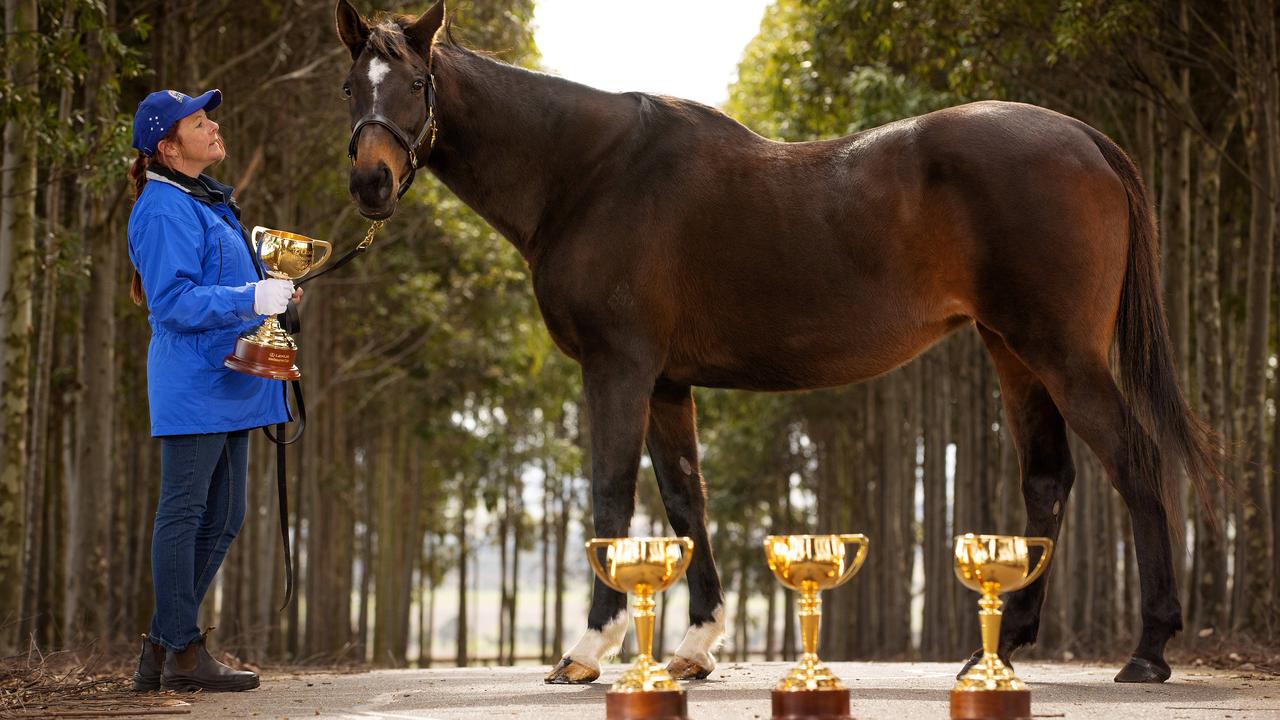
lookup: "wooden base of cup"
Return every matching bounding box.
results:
[224,336,300,380]
[949,689,1031,720]
[605,689,688,720]
[772,687,853,720]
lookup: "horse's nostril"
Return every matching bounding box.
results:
[377,165,392,201]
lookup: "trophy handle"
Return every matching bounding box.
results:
[309,239,333,273]
[585,539,628,594]
[835,533,870,588]
[1022,537,1055,587]
[671,537,695,582]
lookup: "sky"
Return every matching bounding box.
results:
[532,0,773,108]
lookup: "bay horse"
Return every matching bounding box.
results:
[335,0,1217,685]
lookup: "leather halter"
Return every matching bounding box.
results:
[347,76,438,200]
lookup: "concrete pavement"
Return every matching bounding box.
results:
[169,662,1277,719]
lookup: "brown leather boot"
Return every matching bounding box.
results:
[160,627,259,692]
[132,634,165,691]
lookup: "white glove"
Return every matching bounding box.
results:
[253,278,294,316]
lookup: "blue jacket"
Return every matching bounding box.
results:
[127,166,289,436]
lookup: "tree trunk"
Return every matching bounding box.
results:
[1191,131,1230,635]
[0,0,38,652]
[1232,4,1276,630]
[456,491,469,667]
[552,472,568,660]
[508,480,521,664]
[921,346,951,659]
[540,451,550,663]
[424,533,437,668]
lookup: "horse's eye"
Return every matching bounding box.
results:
[412,79,425,93]
[342,84,352,98]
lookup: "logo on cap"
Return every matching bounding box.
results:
[167,90,188,103]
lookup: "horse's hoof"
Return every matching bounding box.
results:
[666,656,712,680]
[956,648,1015,680]
[1114,655,1171,683]
[544,657,600,684]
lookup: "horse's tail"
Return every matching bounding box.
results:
[1085,125,1222,530]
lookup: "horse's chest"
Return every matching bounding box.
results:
[529,277,585,362]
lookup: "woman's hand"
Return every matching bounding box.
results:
[291,287,304,304]
[253,278,294,316]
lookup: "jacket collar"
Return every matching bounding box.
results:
[146,164,242,220]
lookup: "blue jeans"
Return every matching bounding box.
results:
[148,430,249,652]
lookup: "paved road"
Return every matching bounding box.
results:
[166,662,1276,719]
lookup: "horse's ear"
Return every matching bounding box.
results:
[404,0,446,58]
[335,0,370,60]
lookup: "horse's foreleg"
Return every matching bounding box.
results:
[544,356,655,685]
[646,381,724,680]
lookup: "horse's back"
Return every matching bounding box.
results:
[540,99,1131,391]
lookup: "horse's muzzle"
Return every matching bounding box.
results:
[349,162,396,219]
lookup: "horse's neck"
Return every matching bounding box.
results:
[426,45,631,260]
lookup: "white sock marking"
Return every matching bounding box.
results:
[564,610,629,671]
[673,604,725,671]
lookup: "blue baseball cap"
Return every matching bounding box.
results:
[131,89,222,157]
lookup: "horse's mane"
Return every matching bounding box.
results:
[365,14,742,136]
[367,13,505,62]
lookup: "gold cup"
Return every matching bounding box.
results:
[950,533,1053,720]
[223,227,332,380]
[586,536,694,720]
[764,534,868,720]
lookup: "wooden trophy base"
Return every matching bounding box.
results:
[772,687,853,720]
[224,336,300,380]
[949,689,1031,720]
[605,689,688,720]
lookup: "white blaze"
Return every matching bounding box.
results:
[367,57,391,105]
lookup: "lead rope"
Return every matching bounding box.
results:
[268,220,386,611]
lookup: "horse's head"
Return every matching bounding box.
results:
[336,0,444,219]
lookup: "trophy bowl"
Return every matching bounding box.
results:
[224,227,332,380]
[763,534,869,720]
[951,533,1053,720]
[586,537,694,720]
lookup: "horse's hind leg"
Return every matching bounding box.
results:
[646,380,725,679]
[998,333,1180,682]
[957,326,1075,677]
[545,355,656,684]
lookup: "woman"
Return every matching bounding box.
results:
[127,88,298,692]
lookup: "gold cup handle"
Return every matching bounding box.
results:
[308,239,333,274]
[671,537,695,584]
[251,225,267,252]
[585,539,628,594]
[1021,537,1054,588]
[833,533,870,588]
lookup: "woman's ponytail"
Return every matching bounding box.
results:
[127,124,179,306]
[127,152,150,305]
[129,151,149,201]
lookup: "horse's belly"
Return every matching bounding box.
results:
[664,310,966,392]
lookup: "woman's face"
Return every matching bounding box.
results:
[158,109,224,172]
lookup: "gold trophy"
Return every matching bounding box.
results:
[763,534,869,720]
[951,533,1054,720]
[224,227,332,380]
[586,536,695,720]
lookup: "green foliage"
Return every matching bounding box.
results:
[0,0,144,191]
